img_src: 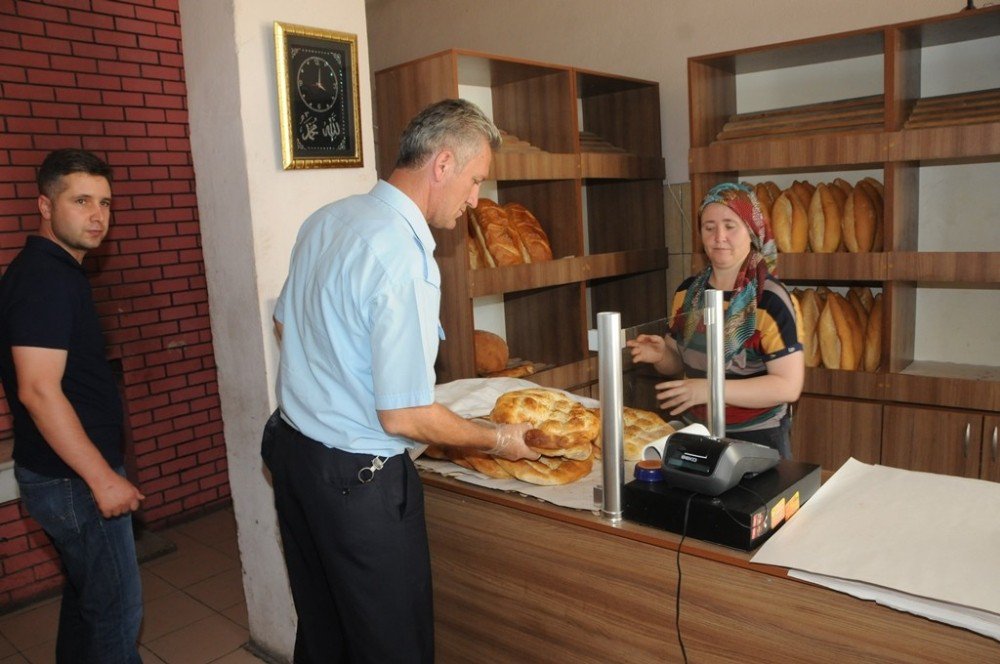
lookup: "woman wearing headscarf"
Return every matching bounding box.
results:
[627,182,804,458]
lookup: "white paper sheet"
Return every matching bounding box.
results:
[751,458,1000,641]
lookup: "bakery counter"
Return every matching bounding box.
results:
[420,473,998,663]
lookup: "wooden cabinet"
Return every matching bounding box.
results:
[687,7,1000,477]
[375,51,667,387]
[791,396,882,470]
[882,405,982,478]
[981,415,1000,482]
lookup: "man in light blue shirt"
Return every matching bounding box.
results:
[264,99,538,664]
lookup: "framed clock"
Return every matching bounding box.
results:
[274,22,363,169]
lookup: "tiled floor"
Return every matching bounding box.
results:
[0,506,269,664]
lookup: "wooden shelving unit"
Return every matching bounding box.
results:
[688,6,1000,478]
[375,50,667,387]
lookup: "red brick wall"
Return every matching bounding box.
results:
[0,0,230,607]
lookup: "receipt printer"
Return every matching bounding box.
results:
[660,431,780,496]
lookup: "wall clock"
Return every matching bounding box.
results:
[274,22,362,169]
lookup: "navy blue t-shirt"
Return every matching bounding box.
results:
[0,236,123,477]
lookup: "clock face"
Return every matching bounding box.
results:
[296,55,339,113]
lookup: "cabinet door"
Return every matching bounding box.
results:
[790,396,882,471]
[882,405,982,478]
[980,415,1000,483]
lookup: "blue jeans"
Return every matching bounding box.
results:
[15,465,143,664]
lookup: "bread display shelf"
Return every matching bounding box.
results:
[492,129,577,180]
[904,88,1000,129]
[890,363,1000,411]
[467,248,668,298]
[694,252,886,282]
[888,252,1000,284]
[802,367,885,402]
[716,95,885,143]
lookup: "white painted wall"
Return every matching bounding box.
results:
[179,0,376,659]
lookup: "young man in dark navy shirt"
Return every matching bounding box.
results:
[0,149,144,663]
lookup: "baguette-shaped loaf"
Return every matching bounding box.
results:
[808,183,842,253]
[863,293,883,372]
[856,179,884,252]
[503,203,553,262]
[846,288,870,333]
[842,186,877,253]
[849,285,875,312]
[772,191,809,253]
[471,203,522,266]
[832,178,853,199]
[754,183,776,221]
[797,288,823,368]
[791,180,815,210]
[818,293,859,370]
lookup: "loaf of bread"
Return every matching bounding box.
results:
[468,211,496,268]
[470,201,522,266]
[503,203,553,263]
[863,293,883,372]
[487,363,535,379]
[856,179,884,251]
[832,178,853,199]
[447,447,513,479]
[490,388,599,461]
[797,288,823,368]
[474,329,509,375]
[846,287,870,333]
[849,285,875,313]
[808,183,842,253]
[593,407,675,461]
[494,455,593,486]
[772,190,809,253]
[791,180,815,210]
[753,183,777,222]
[818,293,861,370]
[842,185,877,253]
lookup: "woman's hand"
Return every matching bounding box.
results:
[627,334,667,365]
[654,378,708,416]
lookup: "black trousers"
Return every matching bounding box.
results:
[262,411,434,664]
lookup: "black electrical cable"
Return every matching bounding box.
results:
[674,491,694,664]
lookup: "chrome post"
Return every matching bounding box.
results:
[705,290,726,439]
[597,311,624,523]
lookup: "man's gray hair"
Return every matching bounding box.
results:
[395,98,502,170]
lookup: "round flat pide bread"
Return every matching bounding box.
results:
[490,388,598,461]
[593,407,675,461]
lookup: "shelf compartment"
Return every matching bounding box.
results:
[889,252,1000,283]
[577,70,663,179]
[888,362,1000,411]
[529,356,599,393]
[716,95,884,143]
[891,123,1000,162]
[467,248,668,298]
[689,131,886,173]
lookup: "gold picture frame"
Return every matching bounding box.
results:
[274,22,363,169]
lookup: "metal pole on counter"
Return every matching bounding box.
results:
[705,290,726,438]
[597,311,624,523]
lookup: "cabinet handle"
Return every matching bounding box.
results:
[992,426,998,462]
[963,423,970,458]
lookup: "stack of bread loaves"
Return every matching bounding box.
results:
[791,285,882,372]
[591,407,675,461]
[433,388,599,485]
[467,198,553,269]
[753,177,883,254]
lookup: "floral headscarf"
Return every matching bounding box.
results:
[671,182,778,365]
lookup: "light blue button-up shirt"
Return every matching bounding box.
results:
[274,180,443,456]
